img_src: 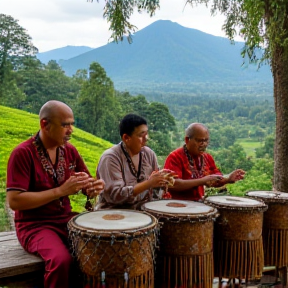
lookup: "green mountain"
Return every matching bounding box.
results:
[58,20,272,94]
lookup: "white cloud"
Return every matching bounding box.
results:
[1,0,242,52]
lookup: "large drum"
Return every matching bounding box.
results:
[68,210,158,288]
[205,195,267,282]
[142,199,218,288]
[246,190,288,268]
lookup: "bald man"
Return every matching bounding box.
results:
[6,100,105,288]
[164,123,245,201]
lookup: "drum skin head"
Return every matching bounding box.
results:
[246,190,288,201]
[74,210,153,231]
[143,199,214,214]
[142,199,218,221]
[205,195,265,208]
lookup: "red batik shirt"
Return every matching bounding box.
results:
[164,147,221,201]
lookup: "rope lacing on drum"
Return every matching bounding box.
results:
[68,219,159,285]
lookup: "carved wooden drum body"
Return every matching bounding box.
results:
[68,210,158,288]
[205,195,267,281]
[142,199,218,288]
[246,190,288,267]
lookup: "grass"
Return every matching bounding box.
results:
[0,105,113,231]
[0,190,11,232]
[236,138,263,157]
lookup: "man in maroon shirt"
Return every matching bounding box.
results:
[164,123,245,201]
[6,100,105,288]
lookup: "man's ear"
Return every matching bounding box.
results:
[40,119,49,129]
[122,133,130,143]
[184,136,190,145]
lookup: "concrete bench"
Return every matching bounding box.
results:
[0,231,44,288]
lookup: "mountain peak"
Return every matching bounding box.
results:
[37,20,272,94]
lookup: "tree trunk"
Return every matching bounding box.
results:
[272,44,288,192]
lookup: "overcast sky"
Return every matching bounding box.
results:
[1,0,243,53]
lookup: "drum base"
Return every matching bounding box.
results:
[83,269,154,288]
[264,228,288,268]
[155,252,214,288]
[214,238,264,280]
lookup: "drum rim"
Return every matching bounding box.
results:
[141,199,218,222]
[246,190,288,203]
[68,210,158,236]
[204,195,267,211]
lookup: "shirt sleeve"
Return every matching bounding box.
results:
[6,146,32,192]
[97,153,135,205]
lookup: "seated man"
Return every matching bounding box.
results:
[6,100,105,288]
[96,114,174,210]
[164,123,245,201]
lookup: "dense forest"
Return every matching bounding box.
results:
[0,54,275,195]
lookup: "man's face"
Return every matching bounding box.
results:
[47,109,75,146]
[185,128,209,157]
[125,124,148,155]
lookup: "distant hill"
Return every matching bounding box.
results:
[37,45,94,64]
[57,20,272,94]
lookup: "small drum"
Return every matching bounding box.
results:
[205,195,267,282]
[246,190,288,268]
[142,199,218,288]
[68,210,158,288]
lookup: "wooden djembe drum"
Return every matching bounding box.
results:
[142,199,218,288]
[68,210,158,288]
[205,195,267,284]
[246,191,288,268]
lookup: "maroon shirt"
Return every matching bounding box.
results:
[164,147,221,201]
[6,133,90,248]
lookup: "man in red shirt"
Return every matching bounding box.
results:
[6,100,105,288]
[164,123,245,201]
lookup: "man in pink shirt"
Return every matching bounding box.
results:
[6,100,105,288]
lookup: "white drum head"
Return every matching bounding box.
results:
[74,210,152,231]
[205,195,263,207]
[247,190,288,200]
[142,199,214,215]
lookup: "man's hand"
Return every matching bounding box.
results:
[148,171,168,188]
[59,172,90,196]
[226,169,245,183]
[85,178,105,199]
[159,169,178,187]
[203,174,224,187]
